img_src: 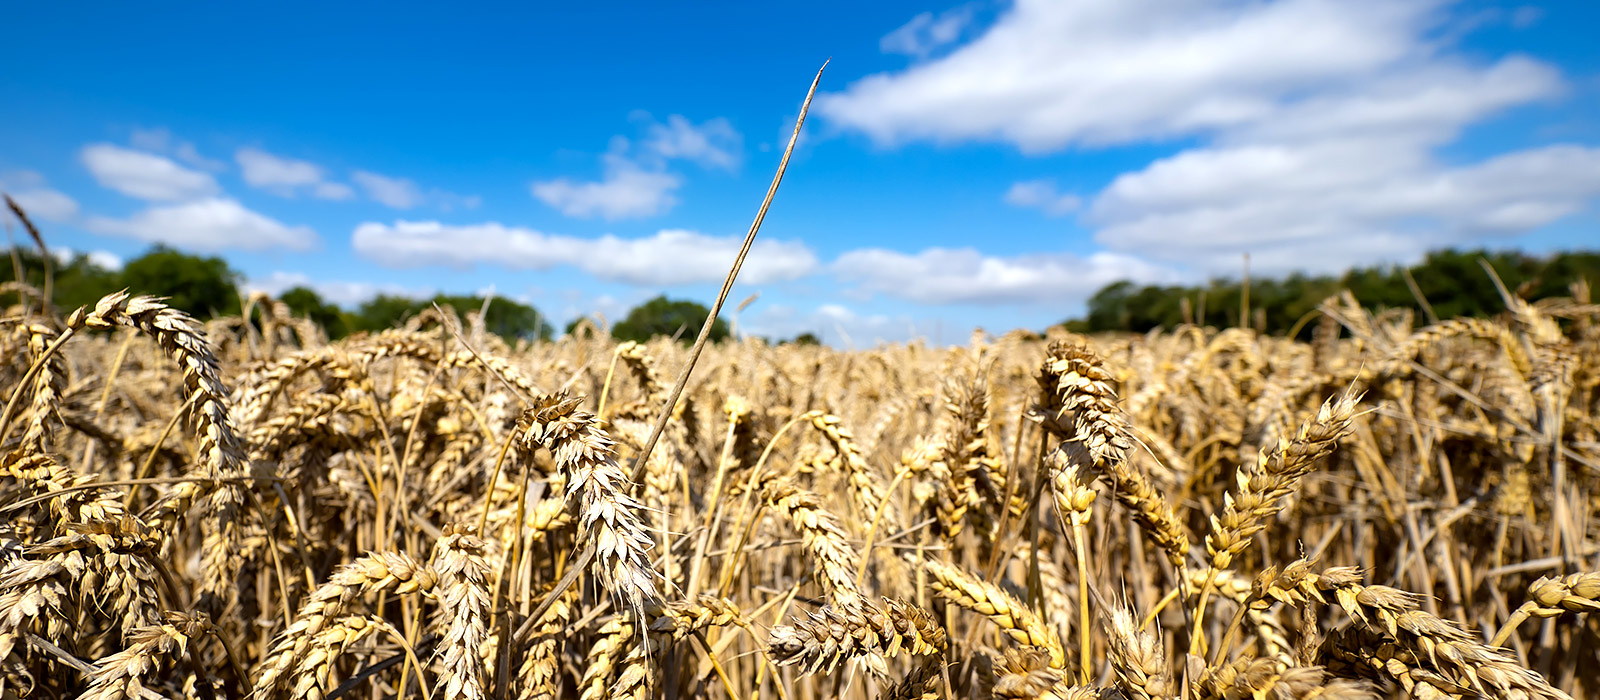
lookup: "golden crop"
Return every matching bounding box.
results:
[2,283,1597,700]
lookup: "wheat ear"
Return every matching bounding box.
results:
[252,552,436,700]
[1037,342,1188,573]
[916,555,1065,668]
[516,392,660,622]
[767,597,946,678]
[430,525,492,700]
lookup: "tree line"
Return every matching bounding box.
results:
[1063,248,1600,337]
[21,243,1579,344]
[0,244,824,344]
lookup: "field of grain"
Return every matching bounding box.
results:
[1,282,1597,700]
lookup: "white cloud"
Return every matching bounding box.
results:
[1,170,45,188]
[435,191,482,211]
[533,114,743,219]
[1510,6,1543,28]
[247,271,428,308]
[86,198,318,252]
[353,220,579,269]
[823,0,1443,151]
[351,220,818,285]
[352,170,425,209]
[5,189,79,222]
[2,171,78,223]
[832,247,1176,305]
[88,250,124,271]
[315,182,356,200]
[531,150,682,220]
[236,147,356,200]
[1004,179,1081,216]
[52,246,124,271]
[1091,142,1600,273]
[236,147,321,187]
[81,143,219,201]
[579,229,816,285]
[129,127,226,171]
[641,114,743,171]
[128,127,171,152]
[821,0,1598,278]
[881,5,975,58]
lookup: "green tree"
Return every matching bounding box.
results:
[613,295,728,344]
[118,246,241,317]
[1061,246,1600,336]
[280,286,349,339]
[348,294,419,334]
[348,293,553,341]
[0,246,123,312]
[429,294,553,341]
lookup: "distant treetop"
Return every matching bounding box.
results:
[1063,248,1600,337]
[612,295,729,344]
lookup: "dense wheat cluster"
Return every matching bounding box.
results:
[2,281,1599,700]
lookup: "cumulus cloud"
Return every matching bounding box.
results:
[81,144,219,201]
[88,249,124,271]
[238,148,322,187]
[86,198,318,252]
[641,114,743,171]
[315,182,357,200]
[351,220,818,285]
[832,247,1176,305]
[533,114,743,219]
[247,271,428,308]
[1091,142,1600,273]
[236,147,356,200]
[52,246,124,271]
[531,152,681,220]
[2,172,78,222]
[881,5,975,57]
[821,0,1598,277]
[129,127,226,171]
[1004,179,1081,216]
[353,170,425,209]
[5,189,79,222]
[823,0,1443,150]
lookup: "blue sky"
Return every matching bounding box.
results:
[3,0,1598,345]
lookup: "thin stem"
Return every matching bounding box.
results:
[856,468,910,588]
[597,345,624,421]
[1491,603,1536,648]
[1189,569,1220,657]
[475,430,519,535]
[687,416,742,598]
[1212,597,1253,666]
[1071,516,1093,684]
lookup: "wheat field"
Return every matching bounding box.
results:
[0,280,1596,700]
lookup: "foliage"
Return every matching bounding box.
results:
[2,244,243,318]
[279,286,349,339]
[612,295,729,344]
[1071,248,1600,336]
[348,293,553,341]
[0,246,122,313]
[117,246,243,317]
